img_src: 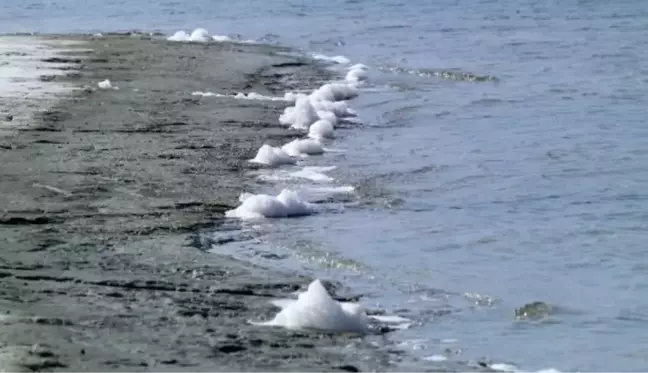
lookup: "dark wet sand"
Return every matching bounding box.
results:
[0,34,386,372]
[0,34,520,373]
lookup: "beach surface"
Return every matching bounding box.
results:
[0,33,388,372]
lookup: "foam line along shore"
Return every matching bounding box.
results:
[0,32,403,371]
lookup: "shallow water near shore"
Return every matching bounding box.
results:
[3,0,648,371]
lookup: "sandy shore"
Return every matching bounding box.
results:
[0,33,391,372]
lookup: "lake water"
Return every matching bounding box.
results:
[3,0,648,371]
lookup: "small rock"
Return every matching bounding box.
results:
[1,114,13,121]
[336,365,360,372]
[217,344,246,354]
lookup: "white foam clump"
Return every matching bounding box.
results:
[312,54,351,65]
[251,279,411,334]
[97,79,118,90]
[168,28,258,44]
[226,189,314,219]
[168,28,211,42]
[345,64,370,83]
[281,138,324,157]
[279,95,320,130]
[280,84,359,130]
[308,119,335,140]
[250,144,296,167]
[250,279,372,334]
[192,91,295,102]
[310,98,356,118]
[310,83,359,102]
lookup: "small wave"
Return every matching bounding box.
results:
[312,53,351,65]
[298,184,356,203]
[490,363,562,373]
[289,166,336,183]
[379,66,499,82]
[192,91,296,102]
[254,165,338,184]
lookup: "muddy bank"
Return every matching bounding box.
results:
[0,34,396,372]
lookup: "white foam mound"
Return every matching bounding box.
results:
[308,119,335,140]
[250,279,372,334]
[279,95,319,130]
[309,98,356,118]
[345,67,369,83]
[250,279,411,333]
[168,30,191,41]
[97,79,118,90]
[312,54,351,65]
[192,91,296,102]
[167,28,211,42]
[190,28,211,42]
[225,189,314,219]
[281,138,325,157]
[315,110,338,126]
[310,83,358,102]
[250,144,296,167]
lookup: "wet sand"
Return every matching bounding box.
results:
[0,33,386,372]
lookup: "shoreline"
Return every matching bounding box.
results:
[0,33,386,372]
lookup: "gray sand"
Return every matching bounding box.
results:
[0,34,395,372]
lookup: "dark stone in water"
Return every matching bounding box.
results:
[515,301,552,319]
[336,365,360,372]
[217,344,246,354]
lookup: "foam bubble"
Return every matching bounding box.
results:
[250,144,296,167]
[308,119,335,140]
[226,189,314,219]
[312,54,351,65]
[281,138,325,157]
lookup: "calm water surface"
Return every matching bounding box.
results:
[3,0,648,371]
